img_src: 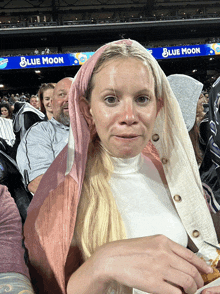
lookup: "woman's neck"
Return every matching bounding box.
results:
[110,154,143,174]
[47,111,53,120]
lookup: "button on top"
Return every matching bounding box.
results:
[161,157,168,164]
[152,134,159,142]
[173,195,182,202]
[192,230,200,238]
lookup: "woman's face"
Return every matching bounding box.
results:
[1,107,9,118]
[89,57,158,158]
[42,88,53,114]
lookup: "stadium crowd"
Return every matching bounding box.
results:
[1,7,220,29]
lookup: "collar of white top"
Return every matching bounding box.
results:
[110,154,144,174]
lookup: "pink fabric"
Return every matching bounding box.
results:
[24,39,164,294]
[0,185,29,278]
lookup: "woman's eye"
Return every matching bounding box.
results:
[136,96,150,104]
[104,96,117,104]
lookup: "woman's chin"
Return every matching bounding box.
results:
[111,148,141,159]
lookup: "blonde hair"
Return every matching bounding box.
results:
[74,42,161,293]
[74,141,127,293]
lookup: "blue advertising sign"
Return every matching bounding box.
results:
[0,43,220,70]
[148,43,220,59]
[0,52,94,70]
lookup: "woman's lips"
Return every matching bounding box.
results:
[115,133,139,138]
[114,135,139,140]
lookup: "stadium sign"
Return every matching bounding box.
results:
[148,43,218,59]
[0,52,94,70]
[0,43,219,70]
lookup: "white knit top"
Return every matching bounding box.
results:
[109,154,188,294]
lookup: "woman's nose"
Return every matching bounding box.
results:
[119,101,138,125]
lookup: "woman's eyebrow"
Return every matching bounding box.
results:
[136,88,154,96]
[99,88,117,95]
[100,87,116,92]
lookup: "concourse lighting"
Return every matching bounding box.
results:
[192,69,197,73]
[0,84,4,88]
[35,70,41,74]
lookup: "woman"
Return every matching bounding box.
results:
[38,83,56,120]
[0,102,13,119]
[24,40,220,294]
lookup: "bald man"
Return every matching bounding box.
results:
[16,78,73,194]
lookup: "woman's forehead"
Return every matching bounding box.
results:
[93,57,153,81]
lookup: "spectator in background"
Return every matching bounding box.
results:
[0,116,15,148]
[2,96,9,103]
[9,94,17,110]
[29,95,40,110]
[13,98,45,155]
[45,47,50,54]
[15,93,20,101]
[19,92,27,102]
[0,103,13,119]
[200,77,220,207]
[38,83,56,120]
[0,102,15,158]
[16,77,72,194]
[34,48,39,55]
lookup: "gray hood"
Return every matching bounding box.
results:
[167,74,203,131]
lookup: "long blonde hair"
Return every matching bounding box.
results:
[74,42,161,293]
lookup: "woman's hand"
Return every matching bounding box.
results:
[202,286,220,293]
[201,262,220,294]
[67,235,213,294]
[93,235,213,294]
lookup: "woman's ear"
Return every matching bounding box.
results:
[79,97,94,127]
[79,97,97,139]
[156,97,164,116]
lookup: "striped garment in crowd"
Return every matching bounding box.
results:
[0,117,15,146]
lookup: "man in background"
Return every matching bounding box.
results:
[16,77,73,194]
[29,95,40,110]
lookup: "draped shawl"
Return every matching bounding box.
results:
[24,39,219,294]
